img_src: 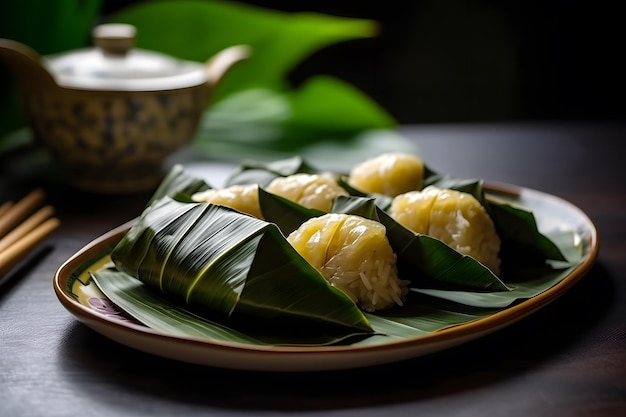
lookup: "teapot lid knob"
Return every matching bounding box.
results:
[92,24,136,56]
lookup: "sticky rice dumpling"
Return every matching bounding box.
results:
[390,186,501,274]
[266,173,348,212]
[287,213,409,312]
[192,184,262,219]
[347,152,425,197]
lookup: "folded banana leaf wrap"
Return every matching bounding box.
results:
[110,197,374,335]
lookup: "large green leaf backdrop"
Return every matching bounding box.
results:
[0,0,102,141]
[0,0,416,165]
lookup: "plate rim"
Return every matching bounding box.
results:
[53,182,600,371]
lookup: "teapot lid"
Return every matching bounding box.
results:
[44,24,208,91]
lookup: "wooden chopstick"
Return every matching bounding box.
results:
[0,189,46,239]
[0,205,56,253]
[0,218,60,278]
[0,201,13,218]
[0,189,60,278]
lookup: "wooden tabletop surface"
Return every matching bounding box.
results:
[1,121,624,417]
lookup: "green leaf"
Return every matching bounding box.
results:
[149,164,213,206]
[88,164,586,345]
[361,292,500,343]
[108,0,378,99]
[92,265,504,345]
[237,178,509,292]
[216,77,396,153]
[90,253,578,346]
[0,0,102,137]
[91,270,268,344]
[330,195,511,292]
[161,160,567,294]
[489,201,568,267]
[110,196,373,335]
[283,77,396,142]
[412,262,575,308]
[422,172,568,264]
[2,0,402,169]
[424,174,487,203]
[193,85,409,165]
[225,155,318,187]
[257,187,324,236]
[91,269,373,346]
[0,0,101,54]
[161,160,550,293]
[336,175,394,210]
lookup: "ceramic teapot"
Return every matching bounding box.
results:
[0,24,250,193]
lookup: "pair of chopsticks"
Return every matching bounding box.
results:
[0,189,60,278]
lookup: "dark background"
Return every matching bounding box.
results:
[138,0,625,125]
[32,0,626,124]
[238,0,626,124]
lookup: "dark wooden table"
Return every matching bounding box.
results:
[1,122,624,417]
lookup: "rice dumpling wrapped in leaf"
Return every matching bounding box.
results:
[192,184,262,219]
[287,213,409,312]
[266,173,347,212]
[110,197,373,334]
[390,186,502,274]
[347,152,425,197]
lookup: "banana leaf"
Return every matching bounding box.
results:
[259,192,578,309]
[413,259,576,308]
[108,0,378,102]
[488,202,568,269]
[91,269,371,346]
[225,157,567,265]
[146,163,571,298]
[256,187,508,291]
[91,268,503,346]
[90,164,585,345]
[225,155,317,187]
[148,164,213,206]
[109,196,374,337]
[335,176,394,210]
[254,177,570,291]
[257,187,324,236]
[423,171,567,264]
[330,195,511,292]
[361,292,501,342]
[91,248,578,345]
[328,194,579,308]
[411,228,579,307]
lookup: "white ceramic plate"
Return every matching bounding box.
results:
[53,183,598,372]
